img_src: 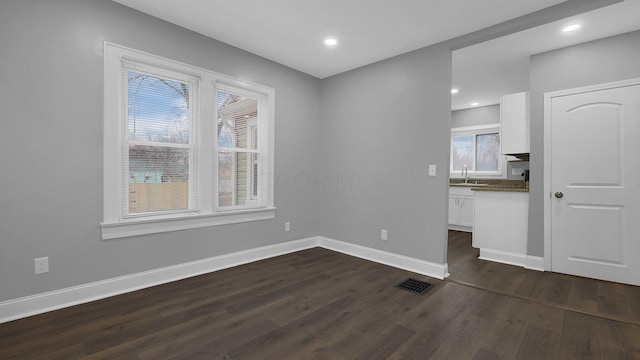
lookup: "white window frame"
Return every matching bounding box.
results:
[450,123,506,179]
[102,42,275,239]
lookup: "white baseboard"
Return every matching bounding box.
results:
[477,248,546,272]
[0,237,317,324]
[0,236,447,324]
[479,248,528,267]
[525,255,545,272]
[448,225,472,233]
[318,237,448,280]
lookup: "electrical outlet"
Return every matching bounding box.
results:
[285,222,291,232]
[34,257,49,274]
[428,165,436,177]
[381,229,388,241]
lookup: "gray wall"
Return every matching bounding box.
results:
[318,45,452,264]
[451,104,500,128]
[0,0,321,302]
[3,0,627,304]
[528,30,640,256]
[0,0,452,304]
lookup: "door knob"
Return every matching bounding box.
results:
[555,192,564,199]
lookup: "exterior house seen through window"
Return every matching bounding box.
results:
[102,43,275,239]
[217,89,260,208]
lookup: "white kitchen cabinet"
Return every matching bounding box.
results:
[473,190,529,265]
[500,91,530,155]
[448,186,474,232]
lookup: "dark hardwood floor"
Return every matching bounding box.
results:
[1,234,639,359]
[447,230,640,326]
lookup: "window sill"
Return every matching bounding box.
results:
[101,207,276,240]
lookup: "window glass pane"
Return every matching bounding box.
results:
[128,145,189,213]
[127,71,190,144]
[218,151,259,207]
[249,124,259,200]
[217,89,260,208]
[250,153,259,200]
[476,133,500,171]
[218,150,234,207]
[217,90,258,150]
[452,135,474,171]
[234,152,251,205]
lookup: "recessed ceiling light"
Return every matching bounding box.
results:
[562,24,581,32]
[324,38,338,47]
[451,88,459,94]
[471,102,479,106]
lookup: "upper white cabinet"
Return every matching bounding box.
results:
[500,91,530,155]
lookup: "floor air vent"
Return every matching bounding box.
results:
[395,278,434,295]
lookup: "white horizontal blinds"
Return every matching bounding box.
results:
[217,87,260,208]
[122,63,199,216]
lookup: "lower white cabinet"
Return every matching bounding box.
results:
[448,187,474,232]
[473,191,529,264]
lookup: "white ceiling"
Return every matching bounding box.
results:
[113,0,566,78]
[452,0,640,110]
[113,0,640,110]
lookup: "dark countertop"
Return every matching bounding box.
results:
[471,186,529,193]
[450,179,529,193]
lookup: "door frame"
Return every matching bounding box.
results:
[543,77,640,271]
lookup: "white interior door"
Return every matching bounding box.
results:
[550,82,640,286]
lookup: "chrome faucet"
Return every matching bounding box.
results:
[462,165,469,184]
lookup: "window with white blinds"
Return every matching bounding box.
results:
[102,43,275,239]
[123,64,199,216]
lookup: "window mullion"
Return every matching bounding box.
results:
[188,78,199,212]
[218,147,259,153]
[473,134,478,172]
[196,77,214,214]
[128,140,192,149]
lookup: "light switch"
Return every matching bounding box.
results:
[428,165,436,177]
